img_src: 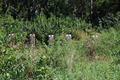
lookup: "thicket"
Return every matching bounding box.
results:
[0,14,91,45]
[0,13,120,79]
[0,0,120,79]
[1,12,120,44]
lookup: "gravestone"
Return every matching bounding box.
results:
[30,34,35,46]
[66,34,72,41]
[92,35,98,40]
[8,34,14,47]
[48,35,54,45]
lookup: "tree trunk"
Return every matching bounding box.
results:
[91,0,93,23]
[28,0,31,21]
[81,0,85,20]
[73,0,76,16]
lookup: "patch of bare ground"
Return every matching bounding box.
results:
[78,53,105,62]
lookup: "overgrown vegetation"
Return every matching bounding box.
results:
[0,0,120,79]
[0,14,120,79]
[0,29,120,79]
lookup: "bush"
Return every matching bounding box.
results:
[24,14,91,44]
[96,28,120,55]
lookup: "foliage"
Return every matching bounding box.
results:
[100,12,120,30]
[0,48,25,79]
[34,54,50,79]
[25,13,91,43]
[0,15,27,47]
[1,0,120,28]
[0,46,50,79]
[96,28,120,55]
[0,3,120,79]
[0,28,120,79]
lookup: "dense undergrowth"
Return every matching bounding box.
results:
[0,14,120,80]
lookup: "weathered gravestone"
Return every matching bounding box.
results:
[48,35,54,45]
[7,34,15,47]
[30,34,35,46]
[66,34,72,41]
[92,35,98,40]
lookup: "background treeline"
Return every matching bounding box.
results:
[0,0,120,27]
[0,0,120,43]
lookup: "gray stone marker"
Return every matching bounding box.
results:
[66,34,72,41]
[92,35,98,40]
[48,35,54,45]
[8,34,14,47]
[30,34,35,46]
